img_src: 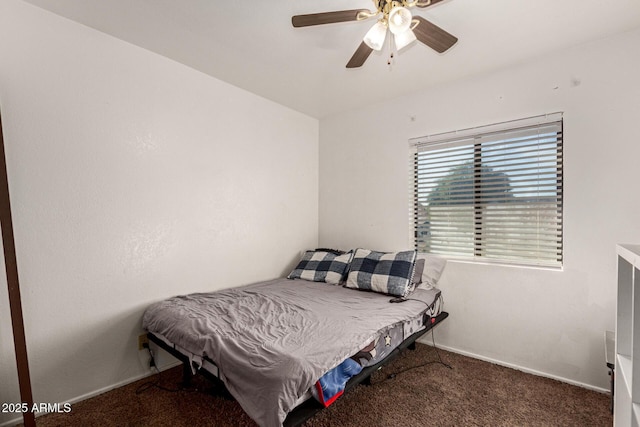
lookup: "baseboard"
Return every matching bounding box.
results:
[422,340,609,394]
[0,361,181,427]
[1,342,608,427]
[68,360,183,403]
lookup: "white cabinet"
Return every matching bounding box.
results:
[615,244,640,426]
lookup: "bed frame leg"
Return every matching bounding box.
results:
[362,374,372,386]
[180,361,193,388]
[408,341,417,351]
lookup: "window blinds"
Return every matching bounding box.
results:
[410,114,563,268]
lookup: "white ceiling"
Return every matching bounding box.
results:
[22,0,640,118]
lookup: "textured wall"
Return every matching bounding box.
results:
[319,27,640,390]
[0,1,318,424]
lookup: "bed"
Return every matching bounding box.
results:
[142,249,448,427]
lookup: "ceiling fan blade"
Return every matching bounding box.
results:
[346,42,373,68]
[292,9,369,28]
[413,16,458,53]
[416,0,447,8]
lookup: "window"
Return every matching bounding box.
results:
[410,113,563,268]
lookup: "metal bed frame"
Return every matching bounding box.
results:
[147,311,449,426]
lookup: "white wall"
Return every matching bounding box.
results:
[0,1,318,424]
[320,28,640,390]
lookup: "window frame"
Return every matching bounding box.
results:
[410,113,564,269]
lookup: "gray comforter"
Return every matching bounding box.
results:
[142,278,439,427]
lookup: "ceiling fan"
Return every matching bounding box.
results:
[292,0,458,68]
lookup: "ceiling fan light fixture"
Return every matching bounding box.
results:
[291,1,458,68]
[394,28,417,51]
[388,6,412,35]
[363,20,387,51]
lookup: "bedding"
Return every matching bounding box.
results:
[412,257,425,285]
[344,248,417,296]
[417,254,447,289]
[143,278,440,427]
[287,249,353,284]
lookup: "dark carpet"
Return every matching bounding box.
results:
[28,344,612,427]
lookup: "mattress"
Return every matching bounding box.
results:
[149,290,441,407]
[143,278,441,427]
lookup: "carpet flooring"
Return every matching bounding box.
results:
[26,344,612,426]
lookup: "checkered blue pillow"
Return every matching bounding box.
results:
[345,249,417,297]
[288,250,354,285]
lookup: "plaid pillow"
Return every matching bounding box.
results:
[345,249,417,297]
[288,250,353,285]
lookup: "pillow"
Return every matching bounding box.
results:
[288,250,353,285]
[345,249,417,297]
[417,255,447,289]
[412,258,425,286]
